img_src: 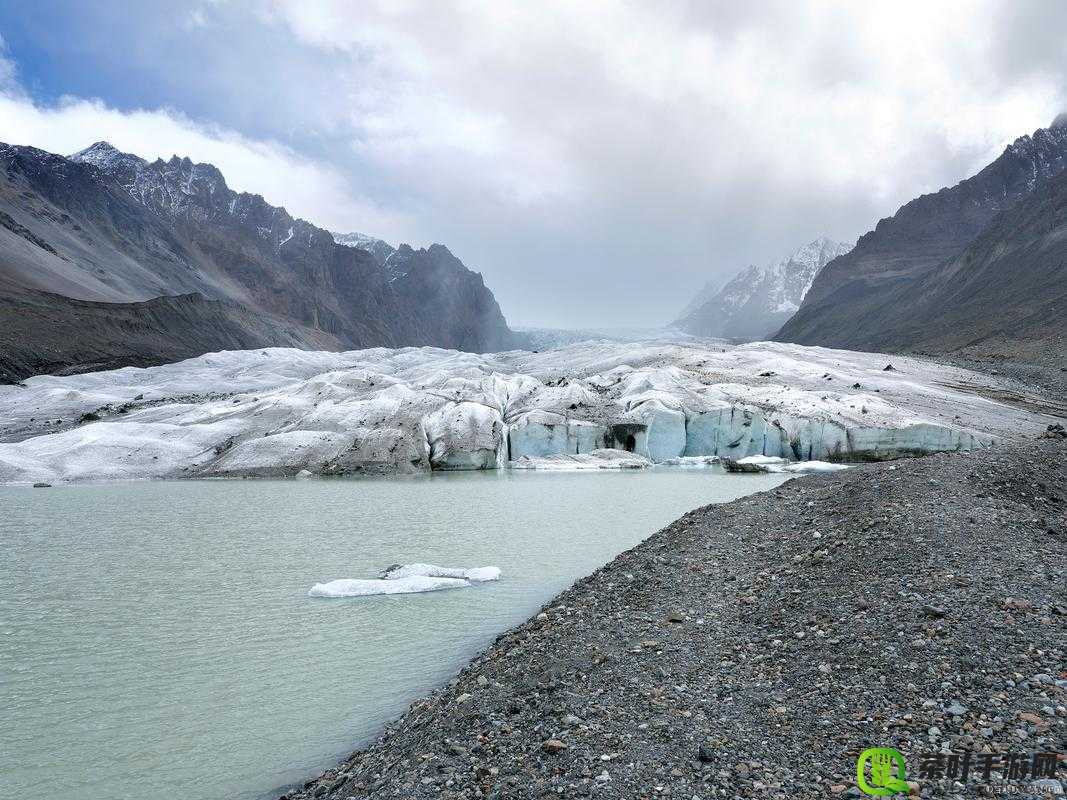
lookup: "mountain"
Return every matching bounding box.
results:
[677,273,729,320]
[0,141,515,381]
[674,237,853,340]
[776,116,1067,364]
[817,166,1067,375]
[332,231,396,266]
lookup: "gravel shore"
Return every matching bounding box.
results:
[283,437,1066,799]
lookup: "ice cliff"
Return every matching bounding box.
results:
[0,340,1053,484]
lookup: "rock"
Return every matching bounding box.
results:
[697,741,716,763]
[1003,598,1033,612]
[541,739,567,755]
[721,458,770,474]
[1040,423,1066,440]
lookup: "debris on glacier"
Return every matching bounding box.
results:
[378,564,501,582]
[658,455,722,467]
[307,576,471,598]
[510,449,652,470]
[724,455,850,474]
[0,338,1056,484]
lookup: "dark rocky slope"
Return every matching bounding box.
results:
[0,290,340,383]
[0,142,515,381]
[837,168,1067,386]
[776,117,1067,368]
[282,436,1066,799]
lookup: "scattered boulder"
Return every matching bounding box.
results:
[697,740,716,763]
[1040,423,1066,440]
[541,739,567,755]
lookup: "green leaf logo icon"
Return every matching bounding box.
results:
[857,747,909,796]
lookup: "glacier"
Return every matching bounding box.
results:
[0,338,1055,484]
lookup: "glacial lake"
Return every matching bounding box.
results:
[0,468,786,800]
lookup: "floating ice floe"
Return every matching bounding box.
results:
[0,338,1057,483]
[378,563,501,582]
[307,576,471,597]
[658,455,722,467]
[726,455,851,474]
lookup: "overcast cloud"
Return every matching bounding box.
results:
[0,1,1065,327]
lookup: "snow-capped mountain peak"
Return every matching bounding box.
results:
[332,231,397,266]
[69,141,141,170]
[675,237,853,340]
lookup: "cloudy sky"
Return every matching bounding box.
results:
[1,1,1064,327]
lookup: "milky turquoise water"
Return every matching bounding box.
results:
[0,468,784,800]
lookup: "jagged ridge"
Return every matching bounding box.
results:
[675,237,852,340]
[0,141,516,381]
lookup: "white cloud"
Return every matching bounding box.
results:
[3,1,1067,327]
[0,34,17,92]
[0,89,414,243]
[256,0,1066,325]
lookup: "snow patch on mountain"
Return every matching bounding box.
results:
[675,237,853,340]
[332,231,397,265]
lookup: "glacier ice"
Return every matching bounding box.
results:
[734,455,849,474]
[378,564,501,582]
[0,338,1056,484]
[510,449,653,470]
[307,576,470,597]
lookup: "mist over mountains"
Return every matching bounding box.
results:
[675,237,853,341]
[666,116,1067,385]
